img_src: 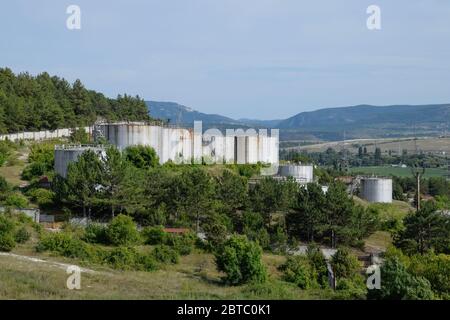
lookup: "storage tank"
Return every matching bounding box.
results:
[54,145,104,178]
[99,122,155,150]
[98,122,194,164]
[278,164,314,183]
[236,136,247,164]
[360,177,393,203]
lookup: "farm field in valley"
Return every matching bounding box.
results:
[348,166,448,178]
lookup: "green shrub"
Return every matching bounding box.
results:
[5,193,28,208]
[368,256,435,300]
[27,188,55,207]
[0,214,15,233]
[16,213,33,224]
[141,226,197,255]
[409,253,450,299]
[0,176,10,199]
[35,231,159,272]
[152,245,179,264]
[215,235,267,285]
[14,227,31,244]
[21,162,47,181]
[106,247,138,270]
[306,244,329,288]
[166,232,197,255]
[106,215,140,246]
[0,233,15,252]
[334,276,367,300]
[36,232,89,259]
[330,248,360,279]
[83,223,108,244]
[279,255,314,289]
[0,215,16,251]
[141,225,167,245]
[136,254,159,271]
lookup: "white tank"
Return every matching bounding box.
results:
[99,122,195,164]
[278,165,314,183]
[96,122,279,165]
[54,146,104,178]
[360,178,393,203]
[236,136,247,164]
[224,135,235,164]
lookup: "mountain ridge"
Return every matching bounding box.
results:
[146,101,450,140]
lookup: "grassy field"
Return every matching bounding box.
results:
[349,166,448,178]
[286,137,450,155]
[0,144,29,186]
[0,249,336,300]
[354,197,412,253]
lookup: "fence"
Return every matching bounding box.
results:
[0,127,91,142]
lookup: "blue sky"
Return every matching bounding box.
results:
[1,0,450,119]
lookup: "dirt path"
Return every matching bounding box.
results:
[0,252,106,275]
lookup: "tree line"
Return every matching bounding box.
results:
[0,68,150,133]
[43,145,382,250]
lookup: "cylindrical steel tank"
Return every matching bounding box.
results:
[96,122,279,165]
[360,177,393,203]
[54,146,104,178]
[278,164,314,183]
[99,122,154,150]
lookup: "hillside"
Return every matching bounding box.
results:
[147,101,239,125]
[278,104,450,139]
[0,68,150,133]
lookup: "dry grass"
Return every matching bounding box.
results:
[364,231,392,253]
[0,162,27,186]
[289,137,450,155]
[0,145,29,186]
[0,249,334,300]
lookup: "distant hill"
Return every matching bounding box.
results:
[146,101,450,140]
[278,104,450,140]
[278,104,450,129]
[147,101,240,125]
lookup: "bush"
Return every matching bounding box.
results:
[141,225,167,245]
[36,232,89,259]
[106,215,140,246]
[409,253,450,299]
[152,245,179,264]
[83,223,108,244]
[306,245,330,288]
[0,176,10,198]
[215,235,267,285]
[334,276,367,300]
[106,247,138,270]
[279,256,314,289]
[136,254,159,271]
[0,215,16,251]
[27,188,55,207]
[330,248,360,279]
[14,227,31,244]
[0,233,15,251]
[368,256,435,300]
[5,193,28,208]
[165,232,197,255]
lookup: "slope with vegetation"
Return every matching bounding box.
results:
[0,68,150,133]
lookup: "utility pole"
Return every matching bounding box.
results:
[411,164,425,211]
